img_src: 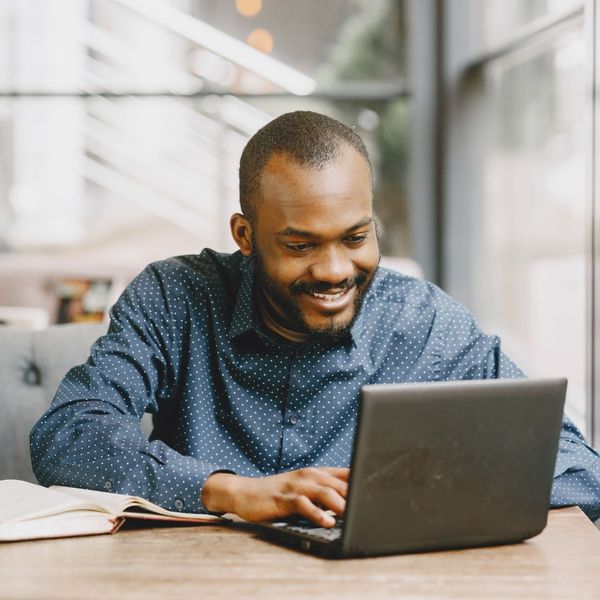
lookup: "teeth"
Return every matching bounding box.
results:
[311,290,346,301]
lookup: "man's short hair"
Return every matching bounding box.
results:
[239,111,372,223]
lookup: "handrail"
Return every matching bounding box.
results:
[112,0,316,95]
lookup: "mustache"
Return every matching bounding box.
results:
[290,270,370,295]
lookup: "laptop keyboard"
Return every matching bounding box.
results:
[271,518,343,543]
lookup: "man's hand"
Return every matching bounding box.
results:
[201,467,349,527]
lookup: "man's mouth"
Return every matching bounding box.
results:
[309,290,348,302]
[302,286,354,311]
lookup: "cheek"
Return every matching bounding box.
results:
[356,241,380,272]
[272,264,306,289]
[261,252,304,289]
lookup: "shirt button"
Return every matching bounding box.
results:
[174,499,184,510]
[104,480,112,491]
[288,414,299,425]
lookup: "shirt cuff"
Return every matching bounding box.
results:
[153,455,236,514]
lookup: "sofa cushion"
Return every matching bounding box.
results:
[0,323,106,482]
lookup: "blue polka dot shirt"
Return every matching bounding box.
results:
[30,249,600,519]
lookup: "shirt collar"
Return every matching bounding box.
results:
[228,254,259,340]
[347,271,380,348]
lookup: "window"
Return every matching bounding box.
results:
[474,30,588,429]
[0,0,409,285]
[438,2,594,436]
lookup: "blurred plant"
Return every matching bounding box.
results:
[318,0,406,83]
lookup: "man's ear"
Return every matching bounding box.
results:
[230,213,253,256]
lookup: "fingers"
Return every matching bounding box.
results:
[312,484,346,516]
[296,467,349,499]
[321,467,350,482]
[293,494,337,528]
[287,472,347,526]
[320,475,348,501]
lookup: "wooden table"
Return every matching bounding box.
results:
[1,507,599,599]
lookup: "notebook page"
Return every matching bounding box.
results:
[51,485,131,514]
[0,480,108,523]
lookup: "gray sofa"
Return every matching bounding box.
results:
[0,323,107,482]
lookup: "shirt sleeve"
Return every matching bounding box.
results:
[551,416,600,520]
[29,264,229,514]
[436,292,600,521]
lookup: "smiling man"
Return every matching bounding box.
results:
[31,111,600,526]
[235,134,379,343]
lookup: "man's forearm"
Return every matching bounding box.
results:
[30,397,217,514]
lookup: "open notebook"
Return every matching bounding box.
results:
[0,479,223,542]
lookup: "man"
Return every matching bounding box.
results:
[31,111,600,526]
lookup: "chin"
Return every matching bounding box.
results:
[304,314,355,340]
[306,310,352,329]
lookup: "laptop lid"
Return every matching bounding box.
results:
[339,378,567,557]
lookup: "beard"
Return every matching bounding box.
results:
[252,243,379,344]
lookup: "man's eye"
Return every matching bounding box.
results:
[344,234,368,245]
[286,243,313,252]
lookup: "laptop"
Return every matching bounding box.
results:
[255,378,567,558]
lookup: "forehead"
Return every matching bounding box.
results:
[255,146,373,235]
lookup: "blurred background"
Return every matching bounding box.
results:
[0,0,598,444]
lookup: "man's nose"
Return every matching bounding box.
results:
[309,246,354,285]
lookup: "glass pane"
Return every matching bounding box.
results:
[0,0,405,94]
[471,29,588,430]
[0,95,409,323]
[470,0,583,54]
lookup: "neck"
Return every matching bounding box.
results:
[257,293,309,344]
